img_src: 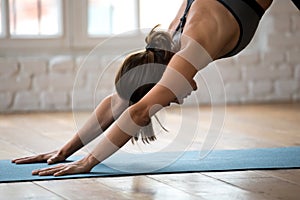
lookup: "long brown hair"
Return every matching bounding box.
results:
[115,25,174,143]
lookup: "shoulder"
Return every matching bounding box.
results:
[182,0,240,58]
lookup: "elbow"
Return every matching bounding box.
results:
[129,103,151,127]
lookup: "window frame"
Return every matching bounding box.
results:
[0,0,70,53]
[8,0,63,39]
[72,0,143,48]
[0,0,7,38]
[0,0,173,55]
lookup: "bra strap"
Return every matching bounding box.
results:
[175,0,195,33]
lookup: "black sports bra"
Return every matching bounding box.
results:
[172,0,195,52]
[172,0,265,58]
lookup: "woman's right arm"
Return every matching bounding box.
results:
[12,93,128,164]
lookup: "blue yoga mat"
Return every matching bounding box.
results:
[1,147,300,183]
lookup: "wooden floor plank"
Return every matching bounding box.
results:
[203,170,300,200]
[0,139,32,159]
[0,103,299,200]
[222,104,300,146]
[0,182,64,200]
[95,176,203,200]
[35,178,130,200]
[0,126,63,154]
[148,173,247,196]
[201,192,277,200]
[256,169,300,186]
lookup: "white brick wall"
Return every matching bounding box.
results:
[275,79,299,96]
[295,65,300,79]
[0,75,31,92]
[19,58,47,75]
[49,56,74,73]
[0,92,13,110]
[13,91,40,111]
[0,0,299,112]
[292,14,300,33]
[72,89,95,110]
[40,91,69,110]
[0,59,18,76]
[261,50,285,66]
[249,80,273,96]
[287,49,300,64]
[215,58,241,82]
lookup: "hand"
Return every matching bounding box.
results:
[12,150,66,165]
[32,155,98,176]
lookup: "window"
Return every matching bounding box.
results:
[0,0,182,52]
[0,0,2,36]
[9,0,61,37]
[88,0,136,36]
[139,0,182,30]
[1,0,67,51]
[87,0,182,36]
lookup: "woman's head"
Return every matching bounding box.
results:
[115,25,174,104]
[114,25,174,143]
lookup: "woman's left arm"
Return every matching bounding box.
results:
[32,51,201,177]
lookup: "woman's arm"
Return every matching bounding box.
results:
[60,93,128,158]
[79,33,212,170]
[12,93,128,164]
[31,53,201,176]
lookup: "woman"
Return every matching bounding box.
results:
[12,0,273,176]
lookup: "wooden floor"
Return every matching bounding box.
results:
[0,103,300,200]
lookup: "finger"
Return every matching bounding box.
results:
[54,167,73,177]
[12,157,30,163]
[32,166,63,175]
[47,158,55,165]
[12,156,36,163]
[47,155,64,165]
[38,167,65,176]
[13,156,43,164]
[32,164,64,175]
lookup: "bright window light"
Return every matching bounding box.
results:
[88,0,137,36]
[0,0,2,36]
[139,0,182,30]
[9,0,61,37]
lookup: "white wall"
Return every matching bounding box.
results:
[0,0,299,112]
